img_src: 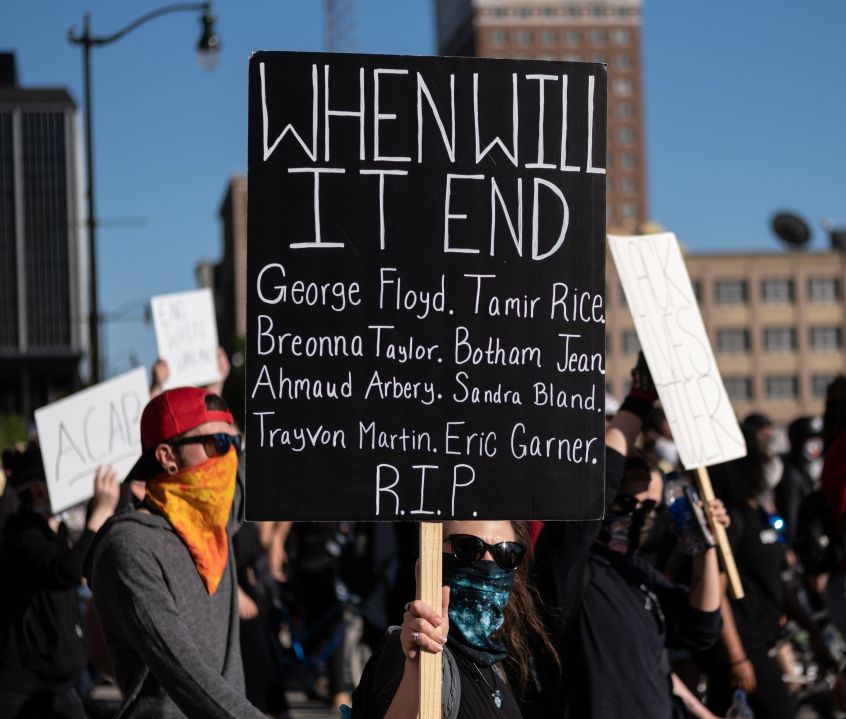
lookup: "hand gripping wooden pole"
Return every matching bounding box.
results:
[418,522,443,719]
[694,466,744,600]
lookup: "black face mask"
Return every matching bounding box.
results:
[599,496,658,556]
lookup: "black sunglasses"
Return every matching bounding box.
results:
[171,433,242,458]
[444,534,526,571]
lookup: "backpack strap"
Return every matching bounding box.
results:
[379,626,462,718]
[442,643,461,719]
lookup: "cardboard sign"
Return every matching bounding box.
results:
[608,232,746,468]
[247,52,608,520]
[34,368,149,513]
[151,288,221,389]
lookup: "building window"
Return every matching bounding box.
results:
[517,6,532,17]
[620,202,637,219]
[490,29,507,47]
[812,374,835,398]
[620,177,637,194]
[724,377,753,402]
[760,278,794,303]
[612,28,632,45]
[716,329,750,354]
[619,126,635,144]
[691,280,702,302]
[541,7,556,17]
[810,325,843,351]
[618,102,635,119]
[763,327,797,352]
[766,375,799,400]
[619,282,628,308]
[590,5,605,17]
[589,29,607,46]
[563,29,582,46]
[614,54,633,70]
[714,279,748,304]
[808,276,841,302]
[613,77,633,96]
[622,331,641,355]
[566,6,580,18]
[619,152,636,169]
[540,29,557,46]
[515,29,532,46]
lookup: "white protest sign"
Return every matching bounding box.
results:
[151,288,220,389]
[608,232,747,469]
[34,367,149,513]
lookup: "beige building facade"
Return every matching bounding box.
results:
[606,248,846,426]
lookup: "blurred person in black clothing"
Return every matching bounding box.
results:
[0,443,119,719]
[234,520,291,718]
[703,424,795,719]
[533,355,726,719]
[776,416,824,549]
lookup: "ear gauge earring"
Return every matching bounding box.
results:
[167,465,178,475]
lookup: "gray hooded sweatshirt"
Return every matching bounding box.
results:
[85,475,264,719]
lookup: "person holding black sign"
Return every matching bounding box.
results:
[532,355,726,719]
[351,517,556,718]
[84,387,265,719]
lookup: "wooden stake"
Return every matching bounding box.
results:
[694,466,745,600]
[418,521,443,719]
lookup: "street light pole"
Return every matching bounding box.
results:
[68,2,220,384]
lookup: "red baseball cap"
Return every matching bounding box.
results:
[126,387,234,481]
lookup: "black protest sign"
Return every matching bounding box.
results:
[247,52,606,521]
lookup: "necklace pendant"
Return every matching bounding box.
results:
[492,689,502,709]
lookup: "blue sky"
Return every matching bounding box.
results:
[2,0,845,378]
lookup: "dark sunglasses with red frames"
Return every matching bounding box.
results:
[444,534,527,572]
[171,433,242,458]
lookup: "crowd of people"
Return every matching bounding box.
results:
[2,352,846,719]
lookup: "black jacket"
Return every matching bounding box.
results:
[0,509,93,691]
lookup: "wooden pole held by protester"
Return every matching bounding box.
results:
[418,521,443,719]
[694,466,744,600]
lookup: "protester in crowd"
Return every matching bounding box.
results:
[703,423,794,719]
[741,413,784,507]
[642,407,681,474]
[777,416,824,549]
[282,522,367,710]
[85,387,265,718]
[532,354,726,719]
[820,375,846,635]
[0,442,119,719]
[234,519,292,718]
[351,518,557,719]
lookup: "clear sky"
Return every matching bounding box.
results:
[2,0,845,379]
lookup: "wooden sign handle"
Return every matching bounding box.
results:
[694,466,745,600]
[418,522,443,719]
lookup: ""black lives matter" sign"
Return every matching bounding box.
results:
[246,52,606,521]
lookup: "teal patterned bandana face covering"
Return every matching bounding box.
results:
[442,552,514,666]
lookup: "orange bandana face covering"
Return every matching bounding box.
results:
[145,449,238,594]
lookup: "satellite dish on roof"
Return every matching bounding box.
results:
[771,212,811,249]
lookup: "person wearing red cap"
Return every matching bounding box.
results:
[84,387,265,719]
